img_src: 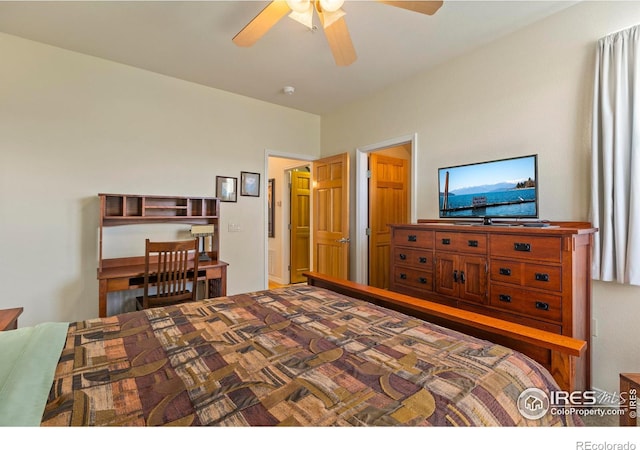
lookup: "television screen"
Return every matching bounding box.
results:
[438,154,538,223]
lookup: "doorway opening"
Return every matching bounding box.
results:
[266,153,314,288]
[355,134,417,286]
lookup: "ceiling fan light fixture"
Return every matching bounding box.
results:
[288,8,314,29]
[318,0,344,13]
[233,0,443,67]
[286,0,311,13]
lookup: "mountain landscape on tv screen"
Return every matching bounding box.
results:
[449,181,525,196]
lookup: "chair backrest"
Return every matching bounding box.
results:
[141,238,200,309]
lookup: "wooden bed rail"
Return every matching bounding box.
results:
[304,271,586,392]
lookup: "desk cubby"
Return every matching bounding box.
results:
[102,194,218,221]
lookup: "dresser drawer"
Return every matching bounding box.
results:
[490,259,523,284]
[393,267,434,291]
[490,259,562,292]
[435,232,487,254]
[489,284,562,322]
[490,235,562,263]
[522,264,562,292]
[392,228,434,248]
[393,248,433,270]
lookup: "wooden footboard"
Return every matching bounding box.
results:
[304,271,586,392]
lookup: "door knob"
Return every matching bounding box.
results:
[336,237,351,244]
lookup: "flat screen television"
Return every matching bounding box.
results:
[438,154,538,225]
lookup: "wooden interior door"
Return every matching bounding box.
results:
[290,170,311,283]
[369,153,409,288]
[312,153,350,279]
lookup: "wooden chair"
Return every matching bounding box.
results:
[136,238,200,310]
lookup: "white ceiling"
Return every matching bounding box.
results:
[0,1,577,114]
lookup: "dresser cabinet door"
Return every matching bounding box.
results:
[435,253,459,297]
[435,253,487,303]
[458,255,488,304]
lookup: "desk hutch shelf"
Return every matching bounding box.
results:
[97,193,227,318]
[102,194,219,224]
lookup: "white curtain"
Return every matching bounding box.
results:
[591,25,640,285]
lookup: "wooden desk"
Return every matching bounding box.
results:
[97,256,228,318]
[0,307,24,331]
[620,373,640,426]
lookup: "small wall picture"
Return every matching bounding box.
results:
[241,171,261,197]
[216,176,237,202]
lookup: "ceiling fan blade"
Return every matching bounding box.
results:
[232,1,292,47]
[320,15,357,66]
[378,1,443,15]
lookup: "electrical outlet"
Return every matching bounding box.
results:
[228,223,241,232]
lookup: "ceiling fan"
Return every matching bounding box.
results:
[232,0,444,67]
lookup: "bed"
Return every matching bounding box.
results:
[1,272,585,427]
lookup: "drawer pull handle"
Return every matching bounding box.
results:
[453,270,458,282]
[408,235,417,242]
[460,271,465,284]
[441,238,451,245]
[514,242,531,252]
[468,240,479,247]
[499,294,512,303]
[400,273,407,280]
[535,301,550,311]
[399,253,407,260]
[419,277,428,284]
[535,273,550,282]
[419,257,428,264]
[499,268,512,276]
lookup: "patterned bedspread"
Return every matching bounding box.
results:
[41,285,581,426]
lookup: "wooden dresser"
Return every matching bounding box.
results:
[389,220,597,390]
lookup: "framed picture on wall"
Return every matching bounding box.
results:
[216,176,237,202]
[241,171,261,197]
[268,178,275,237]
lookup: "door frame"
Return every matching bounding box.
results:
[264,150,317,289]
[355,133,418,285]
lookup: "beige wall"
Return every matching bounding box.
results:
[0,32,320,324]
[320,1,640,394]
